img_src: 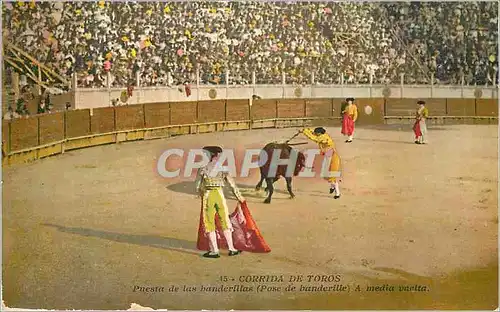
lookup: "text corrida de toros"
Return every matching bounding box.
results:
[238,274,341,283]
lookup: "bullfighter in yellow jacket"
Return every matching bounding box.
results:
[300,127,342,199]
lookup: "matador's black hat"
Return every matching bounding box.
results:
[202,146,223,156]
[313,127,326,135]
[346,97,355,102]
[417,100,426,105]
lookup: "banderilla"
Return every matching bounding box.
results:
[285,131,302,144]
[286,142,308,146]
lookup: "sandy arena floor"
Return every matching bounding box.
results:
[2,124,498,310]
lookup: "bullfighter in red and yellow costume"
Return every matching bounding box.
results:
[195,146,270,258]
[413,100,429,144]
[300,128,342,199]
[341,97,358,143]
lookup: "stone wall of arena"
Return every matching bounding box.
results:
[73,84,499,109]
[2,95,498,166]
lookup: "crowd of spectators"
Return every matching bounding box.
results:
[2,1,498,88]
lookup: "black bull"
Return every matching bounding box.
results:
[255,143,306,204]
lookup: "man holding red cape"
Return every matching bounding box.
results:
[195,146,271,258]
[341,97,358,143]
[413,100,429,144]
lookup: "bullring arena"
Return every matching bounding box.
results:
[2,96,498,310]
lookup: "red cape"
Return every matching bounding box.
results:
[185,84,192,97]
[413,119,422,139]
[196,201,271,253]
[341,114,355,136]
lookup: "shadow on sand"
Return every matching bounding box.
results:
[166,181,291,199]
[359,124,453,132]
[352,138,419,145]
[43,223,200,256]
[166,180,199,196]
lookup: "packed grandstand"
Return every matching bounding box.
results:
[2,1,498,88]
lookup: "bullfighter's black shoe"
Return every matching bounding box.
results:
[414,140,419,144]
[334,195,341,199]
[329,187,335,194]
[203,252,220,258]
[229,250,242,256]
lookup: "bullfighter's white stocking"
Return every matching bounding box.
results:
[330,182,340,196]
[208,231,219,254]
[420,133,426,143]
[223,229,237,252]
[334,181,340,196]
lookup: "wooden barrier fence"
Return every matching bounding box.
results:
[2,98,498,166]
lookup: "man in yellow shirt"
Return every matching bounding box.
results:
[341,98,358,143]
[300,127,342,199]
